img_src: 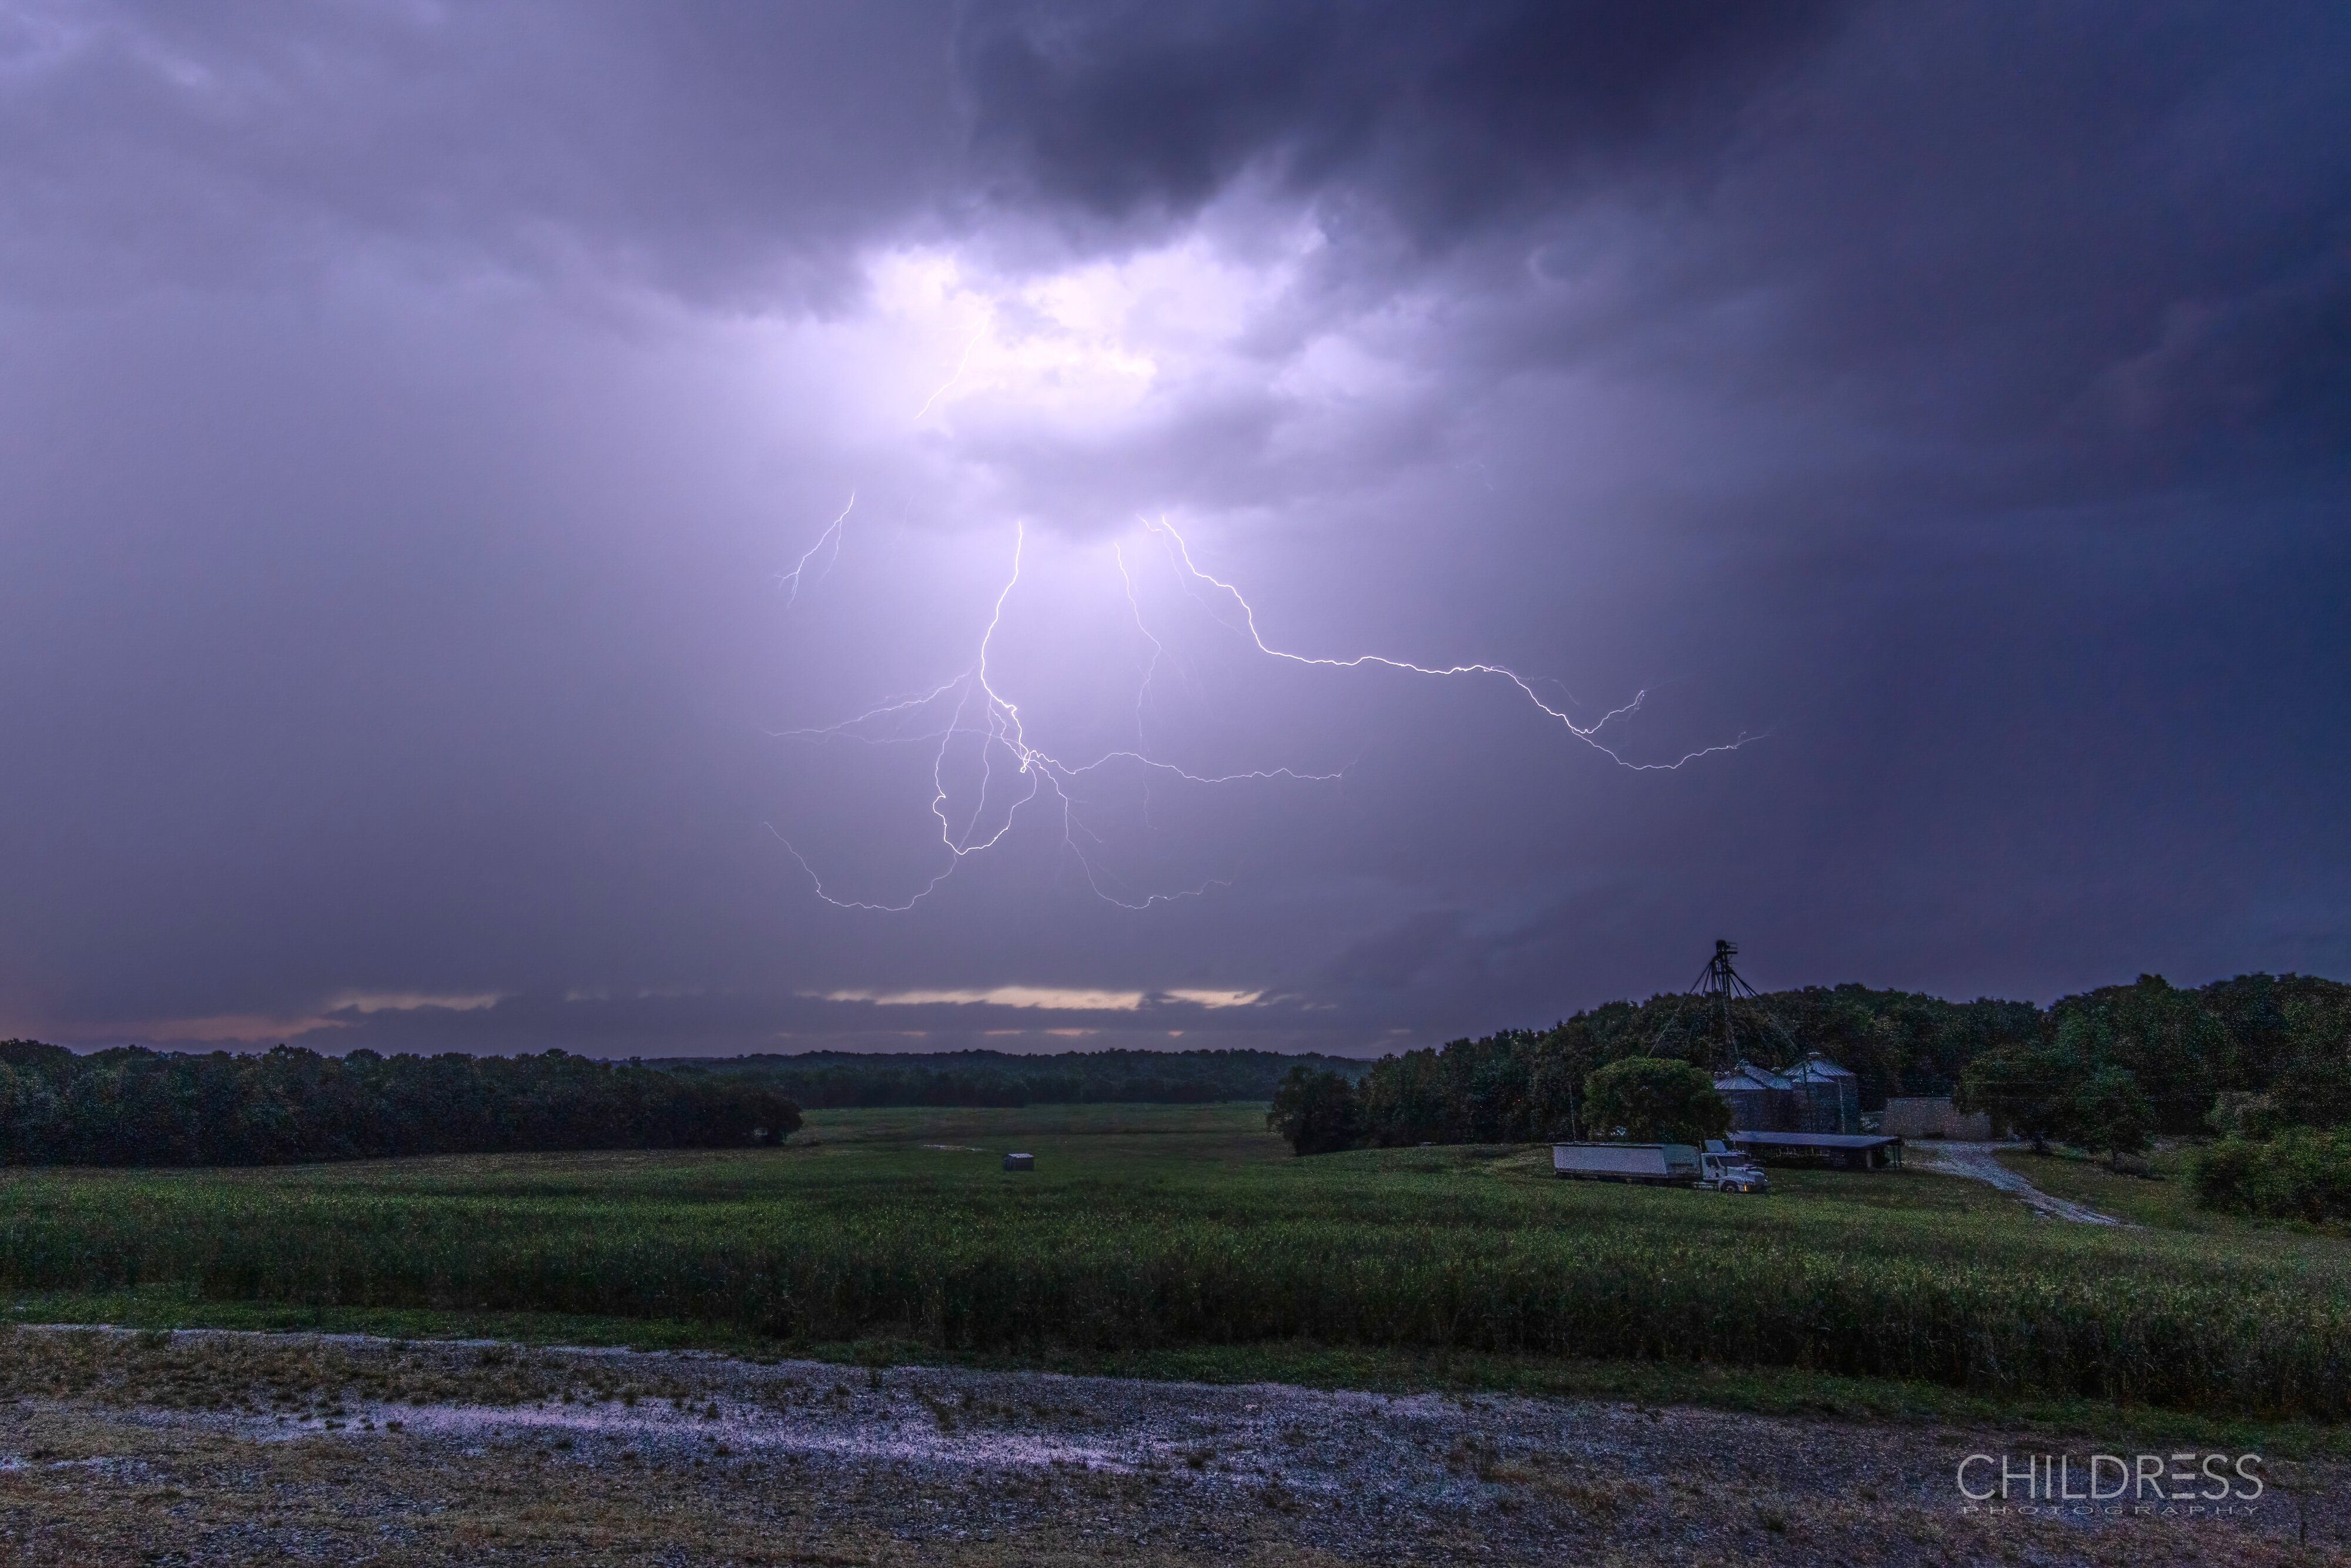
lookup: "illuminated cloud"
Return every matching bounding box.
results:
[1157,989,1265,1009]
[326,992,505,1016]
[815,986,1263,1012]
[820,987,1146,1011]
[0,3,2343,1056]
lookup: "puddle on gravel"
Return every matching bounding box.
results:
[0,1453,162,1480]
[325,1398,1154,1475]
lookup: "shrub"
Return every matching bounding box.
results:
[1582,1057,1730,1145]
[2192,1130,2351,1222]
[2207,1091,2273,1138]
[2071,1066,2155,1170]
[2269,1053,2351,1130]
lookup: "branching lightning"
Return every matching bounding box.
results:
[769,523,1339,912]
[1140,517,1759,772]
[776,493,854,606]
[769,516,1755,911]
[912,327,984,421]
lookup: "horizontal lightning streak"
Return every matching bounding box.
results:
[1143,517,1758,772]
[772,515,1753,912]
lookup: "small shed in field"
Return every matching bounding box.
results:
[1003,1152,1034,1171]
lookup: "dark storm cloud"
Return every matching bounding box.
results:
[1,1,2345,1057]
[970,1,2350,469]
[943,0,2350,600]
[956,1,1848,233]
[0,0,960,303]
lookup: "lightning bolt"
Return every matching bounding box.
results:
[912,327,984,421]
[1112,542,1168,749]
[769,522,1341,912]
[1141,517,1759,772]
[768,420,1752,910]
[775,493,854,607]
[772,515,1756,910]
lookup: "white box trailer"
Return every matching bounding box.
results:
[1552,1141,1769,1192]
[1553,1142,1700,1183]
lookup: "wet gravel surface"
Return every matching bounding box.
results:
[1918,1143,2128,1225]
[0,1328,2342,1564]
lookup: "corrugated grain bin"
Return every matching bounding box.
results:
[1003,1152,1034,1171]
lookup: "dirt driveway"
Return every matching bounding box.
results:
[1914,1140,2128,1224]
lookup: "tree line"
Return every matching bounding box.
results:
[664,1047,1369,1110]
[1957,974,2351,1214]
[1267,972,2351,1201]
[0,1041,801,1166]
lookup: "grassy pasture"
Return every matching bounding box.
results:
[2,1104,2349,1420]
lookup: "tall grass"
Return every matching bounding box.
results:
[2,1107,2346,1417]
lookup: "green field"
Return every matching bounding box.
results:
[3,1104,2348,1426]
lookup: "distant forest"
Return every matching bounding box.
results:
[667,974,2350,1141]
[1279,971,2351,1157]
[0,1042,801,1167]
[662,1048,1370,1109]
[7,973,2345,1181]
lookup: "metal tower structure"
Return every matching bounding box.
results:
[1652,939,1803,1074]
[1696,939,1747,1067]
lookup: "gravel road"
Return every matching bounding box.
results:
[1916,1141,2128,1224]
[1,1326,2338,1565]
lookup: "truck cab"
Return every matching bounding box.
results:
[1697,1141,1769,1194]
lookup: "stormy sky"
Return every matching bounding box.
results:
[3,1,2345,1058]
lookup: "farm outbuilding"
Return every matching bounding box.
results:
[1713,1062,1789,1133]
[1729,1130,1904,1170]
[1003,1152,1034,1171]
[1714,1054,1861,1137]
[1787,1054,1860,1134]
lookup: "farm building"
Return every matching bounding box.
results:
[1787,1054,1860,1134]
[1713,1053,1861,1135]
[1729,1130,1904,1170]
[1713,1062,1788,1133]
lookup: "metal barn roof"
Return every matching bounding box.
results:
[1728,1131,1901,1149]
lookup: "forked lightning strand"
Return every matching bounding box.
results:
[772,519,1754,910]
[1142,517,1759,772]
[769,523,1338,912]
[913,328,985,421]
[776,493,854,605]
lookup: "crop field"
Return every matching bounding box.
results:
[4,1104,2349,1421]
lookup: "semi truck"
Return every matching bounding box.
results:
[1552,1140,1769,1193]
